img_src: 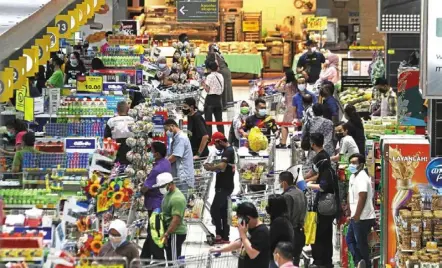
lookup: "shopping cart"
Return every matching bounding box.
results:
[130,253,238,268]
[230,190,272,227]
[45,256,128,268]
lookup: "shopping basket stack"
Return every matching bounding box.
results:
[131,252,238,268]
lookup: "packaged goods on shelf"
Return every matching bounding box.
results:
[98,55,140,67]
[56,97,114,117]
[199,42,263,54]
[364,117,416,136]
[45,119,107,137]
[23,152,89,170]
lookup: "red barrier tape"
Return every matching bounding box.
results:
[182,121,300,127]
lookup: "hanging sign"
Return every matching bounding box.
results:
[55,15,71,38]
[242,21,259,32]
[68,9,80,33]
[306,17,328,31]
[16,86,26,112]
[24,97,34,122]
[176,0,219,22]
[9,58,26,90]
[77,3,88,25]
[47,27,60,52]
[35,36,51,65]
[116,20,140,36]
[77,76,103,93]
[23,47,39,77]
[0,69,13,102]
[85,0,94,19]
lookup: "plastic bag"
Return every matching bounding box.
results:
[304,211,317,245]
[248,127,268,152]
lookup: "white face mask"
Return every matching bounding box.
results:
[298,84,306,91]
[109,234,124,249]
[159,186,168,195]
[159,63,166,69]
[70,58,78,67]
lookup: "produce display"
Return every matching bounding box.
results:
[338,87,373,112]
[364,117,416,136]
[199,42,265,54]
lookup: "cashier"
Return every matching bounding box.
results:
[64,52,86,84]
[296,40,325,88]
[12,132,38,173]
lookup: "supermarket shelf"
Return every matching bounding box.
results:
[35,114,113,118]
[154,32,218,37]
[24,168,88,173]
[4,204,57,209]
[23,180,82,185]
[144,19,219,26]
[0,257,43,262]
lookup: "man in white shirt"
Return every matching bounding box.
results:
[202,60,224,135]
[331,122,359,162]
[346,153,376,268]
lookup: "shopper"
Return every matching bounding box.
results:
[12,132,38,173]
[273,242,298,268]
[319,53,339,84]
[210,202,270,268]
[165,119,195,193]
[182,97,209,158]
[64,52,86,84]
[46,56,65,88]
[229,100,250,147]
[320,81,340,125]
[372,78,397,117]
[279,171,306,266]
[302,104,334,169]
[203,132,235,243]
[98,219,140,265]
[104,101,134,165]
[306,133,339,268]
[202,60,225,135]
[154,172,187,261]
[296,40,325,88]
[155,56,171,84]
[331,122,359,163]
[266,194,294,268]
[245,98,278,139]
[292,77,318,126]
[300,93,315,124]
[346,153,376,268]
[344,104,366,154]
[100,31,113,54]
[275,70,298,148]
[0,119,28,156]
[206,43,233,108]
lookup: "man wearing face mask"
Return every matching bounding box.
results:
[296,40,325,87]
[165,119,195,193]
[204,132,236,243]
[210,202,270,268]
[98,219,139,265]
[245,98,278,140]
[372,78,397,117]
[64,52,86,85]
[292,77,317,125]
[182,97,209,159]
[346,154,375,268]
[273,242,298,268]
[153,172,187,261]
[331,122,359,163]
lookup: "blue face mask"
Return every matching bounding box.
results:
[348,164,359,174]
[258,109,267,117]
[166,131,174,138]
[148,152,155,162]
[7,132,15,138]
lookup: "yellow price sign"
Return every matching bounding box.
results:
[306,17,327,31]
[242,21,259,32]
[77,76,103,93]
[16,86,26,112]
[24,97,34,122]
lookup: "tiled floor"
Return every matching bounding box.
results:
[138,86,341,267]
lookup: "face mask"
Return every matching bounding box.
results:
[348,164,359,174]
[70,59,78,67]
[336,133,344,140]
[109,234,123,249]
[240,107,249,115]
[7,132,15,138]
[167,130,174,137]
[258,109,267,117]
[159,63,167,69]
[311,47,317,52]
[312,164,319,173]
[182,108,190,115]
[298,84,306,91]
[159,186,168,195]
[148,152,155,162]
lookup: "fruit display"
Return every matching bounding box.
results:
[338,87,373,112]
[364,117,415,136]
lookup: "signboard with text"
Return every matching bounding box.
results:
[65,137,97,153]
[77,76,104,93]
[177,0,219,22]
[117,20,140,36]
[306,17,327,31]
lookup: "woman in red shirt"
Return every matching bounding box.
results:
[0,119,28,156]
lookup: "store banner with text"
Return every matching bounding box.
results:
[242,21,259,32]
[55,15,72,39]
[306,17,327,31]
[47,27,60,52]
[0,69,13,102]
[77,76,103,93]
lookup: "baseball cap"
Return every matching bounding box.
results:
[152,172,174,188]
[209,132,226,145]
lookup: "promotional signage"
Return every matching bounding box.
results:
[77,76,104,93]
[348,11,360,24]
[117,20,140,36]
[15,86,26,112]
[55,15,71,38]
[103,82,126,91]
[24,97,34,122]
[426,157,442,189]
[242,21,259,32]
[177,0,219,22]
[65,138,97,153]
[421,0,442,98]
[306,17,327,31]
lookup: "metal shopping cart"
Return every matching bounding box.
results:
[45,256,128,268]
[130,253,238,268]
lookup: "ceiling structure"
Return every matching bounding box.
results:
[0,0,51,36]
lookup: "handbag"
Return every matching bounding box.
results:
[301,120,311,151]
[317,168,338,216]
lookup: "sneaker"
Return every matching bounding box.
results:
[276,144,287,149]
[357,260,366,268]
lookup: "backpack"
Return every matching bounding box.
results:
[149,208,166,248]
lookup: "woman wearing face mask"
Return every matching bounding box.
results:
[319,53,340,84]
[331,122,359,163]
[98,219,139,265]
[291,77,318,129]
[155,56,171,84]
[64,52,86,84]
[0,119,28,156]
[229,101,251,147]
[266,194,294,268]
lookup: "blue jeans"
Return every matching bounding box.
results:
[346,219,375,268]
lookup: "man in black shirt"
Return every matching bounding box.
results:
[204,132,235,243]
[210,202,270,268]
[183,97,209,158]
[296,40,325,85]
[245,98,278,139]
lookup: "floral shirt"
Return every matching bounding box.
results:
[302,116,335,167]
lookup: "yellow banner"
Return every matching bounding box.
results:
[16,86,26,112]
[306,17,328,31]
[0,69,13,102]
[47,27,60,52]
[23,47,39,77]
[85,0,94,20]
[77,76,103,93]
[68,9,80,33]
[77,3,87,26]
[55,15,71,38]
[242,21,259,32]
[24,97,34,122]
[349,45,385,50]
[9,58,26,90]
[35,37,50,65]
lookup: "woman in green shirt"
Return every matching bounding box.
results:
[46,57,64,88]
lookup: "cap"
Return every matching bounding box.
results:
[305,39,315,46]
[152,172,174,188]
[209,132,226,145]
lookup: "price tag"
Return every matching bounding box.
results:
[242,21,259,32]
[77,76,103,93]
[306,17,327,31]
[16,86,26,112]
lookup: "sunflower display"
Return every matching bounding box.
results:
[88,183,100,197]
[90,240,103,254]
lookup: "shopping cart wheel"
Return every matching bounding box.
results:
[206,234,215,246]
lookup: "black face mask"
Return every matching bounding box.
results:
[182,108,190,115]
[336,133,344,140]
